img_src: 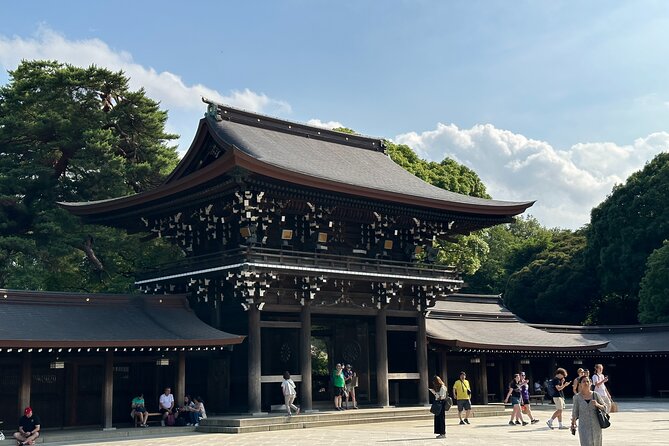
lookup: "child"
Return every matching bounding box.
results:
[281,371,300,416]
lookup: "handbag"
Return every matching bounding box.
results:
[596,407,611,429]
[443,396,453,412]
[609,401,618,413]
[430,400,443,415]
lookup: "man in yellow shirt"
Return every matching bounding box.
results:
[452,371,473,425]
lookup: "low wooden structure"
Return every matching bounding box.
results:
[0,289,244,428]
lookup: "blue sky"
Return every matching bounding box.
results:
[2,1,669,229]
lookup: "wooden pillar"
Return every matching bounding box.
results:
[480,354,489,404]
[644,357,652,397]
[416,313,429,406]
[68,364,79,426]
[176,351,186,407]
[498,360,505,403]
[375,306,389,407]
[19,352,31,411]
[248,305,262,414]
[300,303,313,411]
[102,351,114,430]
[439,350,449,385]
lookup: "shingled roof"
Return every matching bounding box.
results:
[0,289,244,348]
[59,102,533,222]
[426,294,608,352]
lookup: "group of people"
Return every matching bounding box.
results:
[428,364,613,444]
[332,363,359,411]
[430,371,474,439]
[131,387,206,427]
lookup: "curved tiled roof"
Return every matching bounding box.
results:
[0,289,244,348]
[426,294,608,352]
[59,103,534,220]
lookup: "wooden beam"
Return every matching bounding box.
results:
[259,321,302,329]
[387,324,418,332]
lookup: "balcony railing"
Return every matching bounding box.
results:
[136,246,461,283]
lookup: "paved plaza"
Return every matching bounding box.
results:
[38,401,669,446]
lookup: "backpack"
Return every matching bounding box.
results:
[166,413,176,426]
[546,380,557,398]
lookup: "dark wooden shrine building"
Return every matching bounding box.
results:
[0,290,244,428]
[60,101,534,413]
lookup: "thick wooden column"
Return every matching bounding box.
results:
[300,303,313,411]
[416,313,429,406]
[480,354,489,404]
[248,305,262,414]
[439,350,449,385]
[176,352,186,407]
[19,352,31,411]
[102,351,114,430]
[644,357,652,396]
[375,306,389,407]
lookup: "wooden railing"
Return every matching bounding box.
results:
[137,246,461,282]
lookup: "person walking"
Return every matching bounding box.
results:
[571,375,606,446]
[572,368,585,395]
[452,371,473,425]
[591,364,612,413]
[520,372,539,424]
[281,371,300,416]
[504,373,528,426]
[546,368,571,430]
[429,375,448,439]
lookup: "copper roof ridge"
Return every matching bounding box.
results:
[203,98,386,152]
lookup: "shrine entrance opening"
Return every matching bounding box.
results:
[311,315,373,405]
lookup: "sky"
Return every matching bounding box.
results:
[1,0,669,229]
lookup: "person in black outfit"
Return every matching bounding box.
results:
[13,407,40,446]
[429,375,448,439]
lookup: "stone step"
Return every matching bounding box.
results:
[0,426,196,445]
[197,406,507,434]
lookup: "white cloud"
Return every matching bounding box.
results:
[306,118,345,130]
[0,27,291,151]
[394,124,669,229]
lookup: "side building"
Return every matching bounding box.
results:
[60,101,534,413]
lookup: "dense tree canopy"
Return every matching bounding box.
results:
[465,216,552,294]
[0,60,181,291]
[585,153,669,324]
[638,240,669,323]
[503,230,598,325]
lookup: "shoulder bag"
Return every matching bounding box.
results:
[594,394,611,429]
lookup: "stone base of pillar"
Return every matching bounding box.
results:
[249,411,267,416]
[375,405,394,409]
[102,427,117,431]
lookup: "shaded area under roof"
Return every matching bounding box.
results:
[0,289,245,348]
[427,294,608,352]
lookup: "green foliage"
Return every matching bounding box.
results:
[585,152,669,324]
[386,141,490,198]
[504,230,597,324]
[0,60,181,291]
[638,241,669,323]
[465,216,552,294]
